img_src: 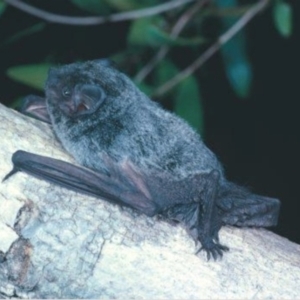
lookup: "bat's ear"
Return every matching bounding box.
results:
[93,58,117,69]
[20,95,51,124]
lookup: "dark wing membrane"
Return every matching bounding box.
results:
[3,150,158,216]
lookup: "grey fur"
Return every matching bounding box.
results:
[46,60,222,179]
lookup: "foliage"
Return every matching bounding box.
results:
[216,0,252,99]
[0,1,6,16]
[1,0,294,135]
[7,64,51,91]
[273,0,293,38]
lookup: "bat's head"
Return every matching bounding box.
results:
[45,59,142,121]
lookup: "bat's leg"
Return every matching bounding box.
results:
[3,150,158,217]
[164,170,228,260]
[21,95,51,124]
[195,170,229,260]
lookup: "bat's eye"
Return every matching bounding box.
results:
[62,87,71,98]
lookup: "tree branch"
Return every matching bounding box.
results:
[134,0,209,83]
[152,0,269,97]
[1,103,300,299]
[4,0,196,26]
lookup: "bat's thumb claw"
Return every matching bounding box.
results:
[2,167,18,182]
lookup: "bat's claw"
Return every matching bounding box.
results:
[196,240,229,261]
[2,166,19,182]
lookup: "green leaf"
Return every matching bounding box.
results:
[174,76,204,134]
[273,0,292,38]
[221,37,252,98]
[128,16,164,47]
[155,59,178,87]
[7,64,52,90]
[128,16,206,48]
[70,0,111,14]
[0,1,7,17]
[216,0,252,98]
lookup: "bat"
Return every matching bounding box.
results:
[3,59,280,260]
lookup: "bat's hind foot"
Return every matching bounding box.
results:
[197,238,229,261]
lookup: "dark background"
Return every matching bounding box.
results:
[0,1,299,243]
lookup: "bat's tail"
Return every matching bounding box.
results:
[218,182,280,227]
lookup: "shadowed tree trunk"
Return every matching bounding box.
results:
[0,103,300,299]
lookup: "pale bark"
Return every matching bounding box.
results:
[0,103,299,299]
